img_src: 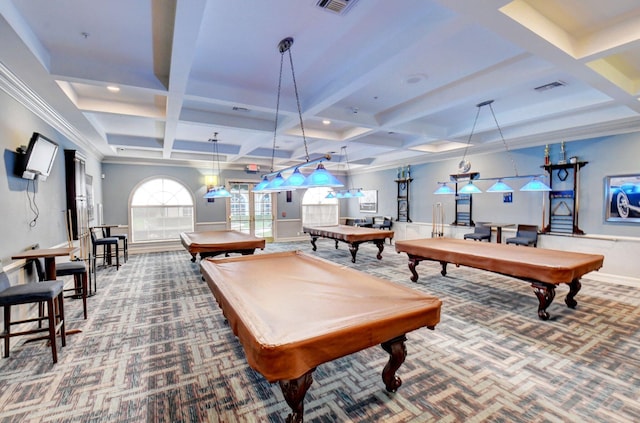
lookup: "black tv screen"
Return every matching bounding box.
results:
[21,132,59,181]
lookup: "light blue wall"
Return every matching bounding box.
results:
[100,132,640,238]
[344,133,640,238]
[0,89,102,266]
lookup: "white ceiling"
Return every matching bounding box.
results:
[1,0,640,174]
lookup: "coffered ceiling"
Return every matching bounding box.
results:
[1,0,640,173]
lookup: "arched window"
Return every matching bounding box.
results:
[130,177,194,242]
[301,187,339,226]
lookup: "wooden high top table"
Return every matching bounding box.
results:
[395,238,604,320]
[200,251,441,422]
[91,224,120,237]
[12,246,77,279]
[481,222,515,243]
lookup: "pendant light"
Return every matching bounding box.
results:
[262,37,344,192]
[434,182,455,195]
[437,100,551,193]
[203,132,231,199]
[325,145,363,198]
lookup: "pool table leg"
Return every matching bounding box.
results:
[439,261,448,276]
[531,282,556,320]
[373,240,385,260]
[406,255,421,282]
[310,236,318,251]
[380,335,407,393]
[279,370,314,423]
[190,253,197,262]
[565,278,581,309]
[348,242,360,263]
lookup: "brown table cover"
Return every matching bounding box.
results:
[200,251,441,382]
[302,224,394,242]
[395,238,604,283]
[180,230,265,254]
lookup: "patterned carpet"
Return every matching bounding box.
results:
[0,240,639,422]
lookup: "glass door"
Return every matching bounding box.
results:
[229,182,274,241]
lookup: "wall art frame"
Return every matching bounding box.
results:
[358,190,377,213]
[605,174,640,222]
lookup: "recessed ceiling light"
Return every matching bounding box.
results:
[405,73,427,84]
[322,119,331,125]
[107,86,120,92]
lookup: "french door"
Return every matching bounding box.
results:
[228,182,274,241]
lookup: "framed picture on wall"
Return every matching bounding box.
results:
[605,174,640,222]
[86,174,95,222]
[359,190,377,213]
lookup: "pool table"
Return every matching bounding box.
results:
[200,251,441,422]
[395,237,604,320]
[302,224,394,263]
[180,230,265,262]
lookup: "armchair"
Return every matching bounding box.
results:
[505,224,539,247]
[372,216,392,230]
[463,222,491,242]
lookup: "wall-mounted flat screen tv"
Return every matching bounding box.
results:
[20,132,59,181]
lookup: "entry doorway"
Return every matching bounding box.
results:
[228,182,274,241]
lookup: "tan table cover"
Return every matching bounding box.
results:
[200,251,441,382]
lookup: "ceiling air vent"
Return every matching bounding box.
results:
[316,0,359,15]
[534,80,566,92]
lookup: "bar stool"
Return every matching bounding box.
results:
[90,227,119,272]
[103,228,128,263]
[0,271,66,363]
[32,252,89,321]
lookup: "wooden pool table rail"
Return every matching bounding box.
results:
[180,230,265,262]
[395,238,604,321]
[302,224,394,263]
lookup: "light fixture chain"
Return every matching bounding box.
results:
[270,53,285,172]
[488,102,518,177]
[461,105,481,164]
[342,145,353,190]
[287,48,310,161]
[213,133,221,179]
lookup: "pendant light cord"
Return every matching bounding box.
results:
[270,52,284,173]
[342,145,353,191]
[487,102,519,177]
[214,136,221,178]
[461,105,481,165]
[287,46,310,162]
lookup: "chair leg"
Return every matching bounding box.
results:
[46,298,58,363]
[90,254,97,295]
[3,306,10,358]
[115,244,120,270]
[38,301,44,328]
[57,292,66,348]
[81,272,88,319]
[92,246,97,272]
